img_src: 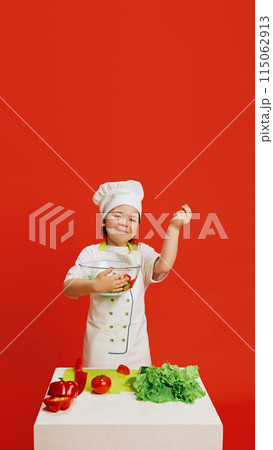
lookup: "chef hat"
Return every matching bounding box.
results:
[93,180,144,220]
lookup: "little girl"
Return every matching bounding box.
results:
[63,180,192,368]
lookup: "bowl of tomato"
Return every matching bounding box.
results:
[79,260,140,296]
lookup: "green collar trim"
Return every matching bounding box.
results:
[99,241,137,252]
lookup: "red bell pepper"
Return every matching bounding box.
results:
[75,358,87,395]
[43,396,73,413]
[47,378,79,398]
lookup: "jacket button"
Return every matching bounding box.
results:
[126,299,130,302]
[109,312,113,315]
[125,312,129,316]
[123,325,126,328]
[121,339,125,342]
[110,298,115,302]
[109,325,113,328]
[110,338,114,342]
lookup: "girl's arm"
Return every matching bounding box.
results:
[63,278,97,298]
[153,204,192,274]
[63,270,130,298]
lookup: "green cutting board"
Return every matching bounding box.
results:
[62,368,139,394]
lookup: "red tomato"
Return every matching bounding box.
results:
[117,364,130,375]
[91,375,111,394]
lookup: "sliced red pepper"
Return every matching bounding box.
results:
[121,274,133,291]
[43,396,73,413]
[130,277,136,288]
[75,358,87,395]
[47,378,79,398]
[125,274,131,283]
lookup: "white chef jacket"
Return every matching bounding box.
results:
[64,241,169,368]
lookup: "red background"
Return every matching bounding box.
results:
[0,1,254,449]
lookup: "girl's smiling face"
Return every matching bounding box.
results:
[103,204,140,246]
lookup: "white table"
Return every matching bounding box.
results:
[34,368,223,450]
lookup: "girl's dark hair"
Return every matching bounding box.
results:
[101,212,141,244]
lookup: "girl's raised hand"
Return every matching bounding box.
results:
[170,204,192,229]
[93,268,130,293]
